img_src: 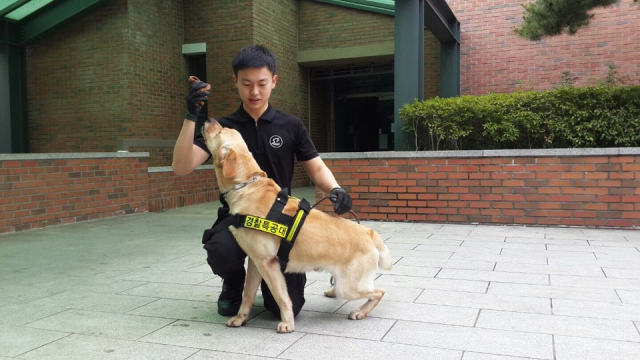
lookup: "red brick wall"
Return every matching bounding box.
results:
[0,154,149,234]
[148,166,220,212]
[315,150,640,228]
[26,0,185,154]
[447,0,640,94]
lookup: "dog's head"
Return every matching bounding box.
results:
[203,119,265,188]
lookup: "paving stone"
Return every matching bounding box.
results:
[436,269,549,285]
[476,310,640,341]
[375,274,489,293]
[335,299,479,326]
[553,299,640,321]
[304,280,424,303]
[415,289,551,314]
[494,262,605,277]
[139,320,303,357]
[18,334,198,360]
[115,269,215,285]
[127,298,265,323]
[25,309,174,340]
[189,350,274,360]
[603,268,640,279]
[414,245,502,255]
[279,333,462,360]
[460,241,547,251]
[120,282,220,302]
[294,293,347,313]
[555,335,640,360]
[547,244,637,253]
[379,264,440,277]
[2,186,638,360]
[488,283,620,302]
[550,274,640,291]
[0,303,68,326]
[451,252,548,265]
[548,257,640,270]
[385,249,454,259]
[386,237,463,246]
[462,353,540,360]
[29,290,157,314]
[383,320,553,359]
[504,237,589,246]
[248,310,395,340]
[593,251,640,261]
[0,325,67,358]
[500,249,597,260]
[395,257,496,271]
[618,290,640,304]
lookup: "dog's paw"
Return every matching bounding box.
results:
[348,310,367,320]
[226,316,247,327]
[323,286,336,298]
[277,322,295,333]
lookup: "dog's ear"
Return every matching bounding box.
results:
[217,144,237,179]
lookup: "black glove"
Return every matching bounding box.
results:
[185,81,209,121]
[330,187,352,215]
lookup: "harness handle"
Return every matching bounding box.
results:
[311,196,360,224]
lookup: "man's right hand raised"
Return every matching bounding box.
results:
[185,79,210,121]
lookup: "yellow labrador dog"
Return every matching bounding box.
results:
[203,119,392,333]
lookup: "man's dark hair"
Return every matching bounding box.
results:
[232,45,277,76]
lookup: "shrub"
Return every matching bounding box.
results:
[399,85,640,150]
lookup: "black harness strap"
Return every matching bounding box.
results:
[230,188,310,269]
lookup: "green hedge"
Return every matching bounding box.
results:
[399,85,640,150]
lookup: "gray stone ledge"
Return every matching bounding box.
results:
[319,148,640,159]
[148,165,215,173]
[0,152,149,161]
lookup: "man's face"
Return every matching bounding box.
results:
[233,67,277,116]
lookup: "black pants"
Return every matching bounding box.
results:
[202,207,306,317]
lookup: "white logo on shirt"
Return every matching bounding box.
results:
[269,135,283,148]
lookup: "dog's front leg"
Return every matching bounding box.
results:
[255,257,295,333]
[226,258,262,327]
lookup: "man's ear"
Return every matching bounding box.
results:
[217,145,237,179]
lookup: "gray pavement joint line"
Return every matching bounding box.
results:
[634,320,640,338]
[413,288,426,303]
[614,289,624,303]
[472,308,482,327]
[115,281,153,295]
[379,319,399,342]
[14,332,73,359]
[392,256,403,265]
[134,318,181,342]
[547,274,551,286]
[550,298,554,315]
[601,267,608,278]
[492,262,497,271]
[551,334,557,360]
[125,297,163,314]
[276,332,309,359]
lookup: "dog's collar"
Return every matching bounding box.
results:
[222,175,263,196]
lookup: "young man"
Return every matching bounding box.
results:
[172,45,352,317]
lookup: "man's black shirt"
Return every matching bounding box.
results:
[194,104,319,192]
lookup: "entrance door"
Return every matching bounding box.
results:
[335,96,380,152]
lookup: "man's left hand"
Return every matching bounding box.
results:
[330,187,352,215]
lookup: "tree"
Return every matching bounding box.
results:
[515,0,637,41]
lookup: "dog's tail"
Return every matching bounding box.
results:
[371,230,392,270]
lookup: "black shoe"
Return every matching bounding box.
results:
[217,273,244,316]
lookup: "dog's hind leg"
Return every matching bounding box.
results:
[255,257,295,333]
[227,258,262,328]
[337,260,385,320]
[348,288,385,320]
